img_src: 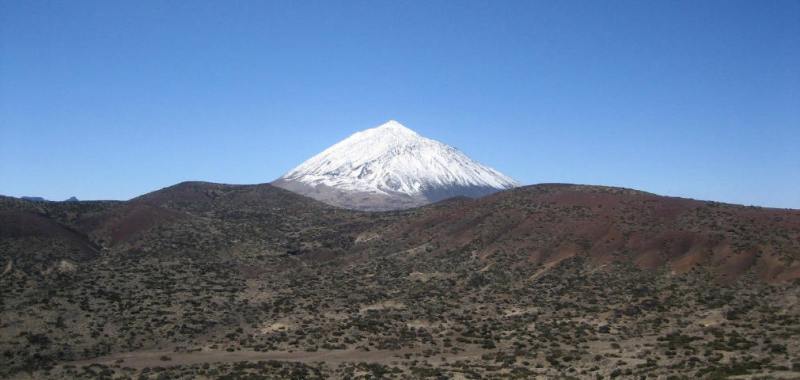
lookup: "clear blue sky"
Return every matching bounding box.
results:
[1,1,798,208]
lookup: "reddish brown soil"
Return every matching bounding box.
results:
[381,184,800,282]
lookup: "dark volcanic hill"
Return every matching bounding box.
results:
[370,184,800,283]
[83,181,395,258]
[0,208,100,274]
[1,183,799,379]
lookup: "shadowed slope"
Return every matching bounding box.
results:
[132,181,337,216]
[107,181,398,260]
[0,210,100,275]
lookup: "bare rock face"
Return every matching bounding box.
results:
[273,120,517,211]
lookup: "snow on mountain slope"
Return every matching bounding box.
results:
[273,120,518,211]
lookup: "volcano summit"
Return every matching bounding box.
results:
[273,120,518,211]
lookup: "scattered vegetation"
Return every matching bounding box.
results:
[1,183,799,379]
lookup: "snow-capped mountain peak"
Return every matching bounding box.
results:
[274,120,518,210]
[373,119,416,134]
